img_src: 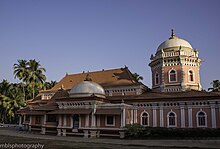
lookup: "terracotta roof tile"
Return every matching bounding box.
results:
[48,68,140,91]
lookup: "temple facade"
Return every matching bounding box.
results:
[18,30,220,138]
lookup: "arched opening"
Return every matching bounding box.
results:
[155,72,159,85]
[167,111,177,127]
[189,70,194,82]
[196,111,207,127]
[169,69,177,82]
[73,114,79,129]
[140,112,149,126]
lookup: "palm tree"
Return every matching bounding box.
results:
[13,60,28,100]
[208,80,220,92]
[0,81,25,123]
[43,80,57,90]
[132,73,144,82]
[27,59,46,99]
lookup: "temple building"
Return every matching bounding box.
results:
[17,30,220,138]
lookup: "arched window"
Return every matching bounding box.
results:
[169,69,177,82]
[196,111,207,127]
[189,70,194,82]
[167,111,177,127]
[140,112,149,126]
[155,72,159,85]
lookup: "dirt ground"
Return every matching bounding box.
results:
[0,127,219,149]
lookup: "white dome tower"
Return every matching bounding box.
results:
[149,30,202,92]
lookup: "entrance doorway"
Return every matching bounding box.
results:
[73,114,79,129]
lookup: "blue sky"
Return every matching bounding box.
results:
[0,0,220,90]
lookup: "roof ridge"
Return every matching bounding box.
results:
[65,67,126,76]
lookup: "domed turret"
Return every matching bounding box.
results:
[149,29,202,92]
[157,29,193,52]
[69,81,106,98]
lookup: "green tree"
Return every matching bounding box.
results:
[14,59,46,99]
[0,81,25,123]
[27,59,46,99]
[13,60,28,100]
[43,80,57,90]
[208,80,220,92]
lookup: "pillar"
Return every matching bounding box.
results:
[19,115,22,126]
[63,115,67,127]
[180,103,185,128]
[188,106,192,128]
[43,114,47,125]
[91,113,96,127]
[121,107,126,127]
[159,107,164,127]
[210,102,216,128]
[153,107,157,127]
[85,114,89,127]
[133,109,137,124]
[58,115,62,127]
[28,115,32,131]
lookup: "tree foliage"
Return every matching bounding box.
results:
[208,80,220,92]
[0,59,57,124]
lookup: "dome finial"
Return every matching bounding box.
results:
[84,73,92,81]
[171,29,175,38]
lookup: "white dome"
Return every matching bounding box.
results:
[69,81,105,98]
[157,30,193,52]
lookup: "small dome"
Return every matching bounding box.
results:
[157,30,193,52]
[69,81,105,98]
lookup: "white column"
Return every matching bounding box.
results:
[63,115,67,127]
[123,108,126,127]
[23,115,26,122]
[58,115,62,127]
[188,106,192,128]
[29,115,32,131]
[130,110,133,124]
[85,114,89,127]
[43,114,47,125]
[159,108,164,127]
[79,115,81,128]
[19,115,22,126]
[91,113,96,127]
[29,115,32,125]
[153,107,157,127]
[70,115,73,128]
[180,106,185,128]
[210,103,216,128]
[133,109,137,124]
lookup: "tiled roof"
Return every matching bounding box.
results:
[46,67,141,91]
[109,90,220,102]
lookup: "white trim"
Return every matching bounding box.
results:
[168,69,177,83]
[196,110,207,128]
[140,111,149,126]
[105,115,115,126]
[167,111,177,128]
[188,69,195,82]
